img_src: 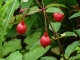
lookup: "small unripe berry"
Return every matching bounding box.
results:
[16,20,27,34]
[19,9,25,14]
[40,32,51,48]
[53,12,64,22]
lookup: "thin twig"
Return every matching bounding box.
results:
[42,0,47,31]
[36,0,42,8]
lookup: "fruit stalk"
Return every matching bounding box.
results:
[42,0,47,31]
[45,13,66,60]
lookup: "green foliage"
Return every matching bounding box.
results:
[69,12,80,19]
[46,3,67,8]
[21,0,33,15]
[25,14,38,35]
[0,0,80,60]
[75,29,80,36]
[3,39,22,56]
[60,31,77,38]
[46,7,64,14]
[64,41,79,59]
[3,0,20,28]
[23,46,50,60]
[24,31,41,49]
[27,6,39,15]
[69,54,80,60]
[49,22,61,32]
[0,58,5,60]
[40,56,57,60]
[6,51,22,60]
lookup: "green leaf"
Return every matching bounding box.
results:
[6,51,22,60]
[0,0,2,9]
[60,31,77,38]
[24,31,41,49]
[27,6,39,15]
[69,12,80,19]
[25,14,38,35]
[6,26,18,37]
[21,0,33,15]
[49,22,61,32]
[75,29,80,36]
[46,3,67,8]
[3,0,20,28]
[3,39,22,56]
[40,56,57,60]
[64,41,79,59]
[0,58,5,60]
[23,46,50,60]
[46,7,64,14]
[69,54,80,60]
[51,47,60,55]
[0,0,13,16]
[21,0,33,8]
[30,40,40,51]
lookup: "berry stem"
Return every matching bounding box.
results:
[35,0,42,8]
[42,0,47,32]
[45,13,66,60]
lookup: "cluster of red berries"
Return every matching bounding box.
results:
[40,12,64,48]
[17,9,64,48]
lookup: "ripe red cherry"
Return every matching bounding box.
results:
[53,12,64,22]
[16,20,27,34]
[19,9,25,14]
[40,32,51,48]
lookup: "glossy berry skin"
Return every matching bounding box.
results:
[40,32,51,48]
[16,20,27,35]
[53,12,64,22]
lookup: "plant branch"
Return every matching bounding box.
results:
[35,0,66,59]
[42,0,47,31]
[36,0,42,8]
[45,13,65,60]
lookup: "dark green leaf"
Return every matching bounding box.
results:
[6,51,22,60]
[24,31,41,49]
[64,41,79,59]
[21,0,33,8]
[75,29,80,36]
[25,14,38,35]
[46,7,64,14]
[3,39,22,56]
[69,54,80,60]
[49,22,61,32]
[23,46,50,60]
[27,6,39,15]
[69,12,80,19]
[40,56,57,60]
[60,31,77,38]
[46,3,67,8]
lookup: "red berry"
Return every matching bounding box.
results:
[40,32,51,48]
[19,9,25,14]
[16,20,27,34]
[53,12,64,22]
